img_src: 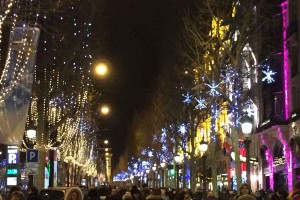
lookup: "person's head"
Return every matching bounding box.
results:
[27,187,38,195]
[146,188,162,200]
[88,189,98,198]
[207,195,217,200]
[207,191,214,197]
[177,191,191,200]
[294,180,300,189]
[10,191,25,200]
[131,188,140,200]
[276,187,287,197]
[70,191,79,200]
[9,186,21,196]
[67,187,83,200]
[122,191,133,200]
[111,189,118,196]
[239,183,251,195]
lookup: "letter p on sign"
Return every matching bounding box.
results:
[26,149,38,162]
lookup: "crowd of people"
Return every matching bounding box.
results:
[1,181,300,200]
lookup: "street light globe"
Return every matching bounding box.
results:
[104,140,109,145]
[95,63,108,76]
[100,106,110,115]
[146,169,150,174]
[241,114,253,138]
[200,140,208,153]
[174,155,181,163]
[152,164,157,171]
[26,129,37,139]
[160,161,166,168]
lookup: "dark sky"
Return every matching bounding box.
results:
[91,0,193,171]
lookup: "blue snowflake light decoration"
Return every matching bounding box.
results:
[162,144,167,152]
[182,93,193,104]
[179,124,187,135]
[206,80,222,97]
[148,151,153,157]
[195,96,206,110]
[141,149,147,156]
[262,67,276,84]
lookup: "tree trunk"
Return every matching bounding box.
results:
[36,150,46,190]
[36,98,46,190]
[210,142,218,197]
[190,156,196,191]
[183,156,186,188]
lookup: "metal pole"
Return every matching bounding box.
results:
[203,155,207,192]
[161,168,164,187]
[176,164,180,189]
[245,139,251,185]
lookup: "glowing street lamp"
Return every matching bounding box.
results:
[241,115,253,138]
[174,155,181,189]
[174,155,181,164]
[26,122,36,141]
[100,105,110,115]
[200,139,208,191]
[199,140,208,153]
[95,62,108,77]
[241,114,253,184]
[160,161,166,187]
[160,162,166,168]
[152,164,157,171]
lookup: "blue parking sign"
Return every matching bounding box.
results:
[26,149,38,162]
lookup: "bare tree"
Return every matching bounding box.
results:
[178,0,282,194]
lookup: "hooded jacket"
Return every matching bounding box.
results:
[65,187,84,200]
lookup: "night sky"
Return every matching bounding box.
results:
[91,0,194,172]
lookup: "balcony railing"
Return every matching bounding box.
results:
[257,92,288,132]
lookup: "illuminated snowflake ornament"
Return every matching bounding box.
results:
[148,151,153,157]
[179,124,187,135]
[195,96,206,110]
[182,93,193,104]
[262,67,276,83]
[206,80,222,97]
[162,144,167,152]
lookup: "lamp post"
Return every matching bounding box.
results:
[200,139,208,192]
[25,123,37,187]
[146,169,150,186]
[241,114,253,185]
[174,155,181,189]
[152,164,157,188]
[160,161,166,187]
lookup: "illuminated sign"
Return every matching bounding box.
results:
[7,177,17,186]
[273,156,286,166]
[7,168,18,175]
[7,148,18,164]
